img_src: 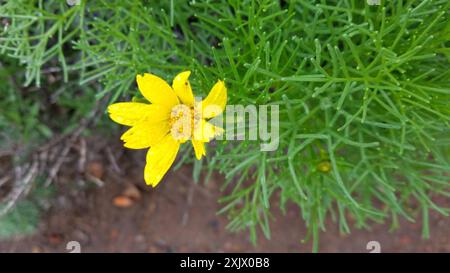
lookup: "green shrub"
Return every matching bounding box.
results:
[1,0,449,250]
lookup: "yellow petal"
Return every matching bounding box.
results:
[144,134,180,187]
[136,73,179,108]
[191,140,206,160]
[193,119,223,142]
[202,80,227,119]
[121,121,170,149]
[108,102,170,126]
[172,71,195,106]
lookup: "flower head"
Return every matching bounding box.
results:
[108,71,227,187]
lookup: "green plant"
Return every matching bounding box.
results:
[0,178,53,238]
[0,200,40,238]
[1,0,449,250]
[0,1,97,237]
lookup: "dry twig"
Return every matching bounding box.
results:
[0,101,102,216]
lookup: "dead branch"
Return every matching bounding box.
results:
[0,159,38,217]
[77,137,87,173]
[0,100,103,215]
[105,146,122,175]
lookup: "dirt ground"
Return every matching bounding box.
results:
[0,139,449,253]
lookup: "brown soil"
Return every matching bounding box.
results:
[0,140,449,253]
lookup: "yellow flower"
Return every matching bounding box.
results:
[107,71,227,187]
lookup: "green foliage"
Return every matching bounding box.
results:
[0,0,97,238]
[0,179,54,238]
[0,200,40,238]
[1,0,449,250]
[0,59,98,157]
[0,60,48,148]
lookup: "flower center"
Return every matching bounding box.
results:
[169,104,201,142]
